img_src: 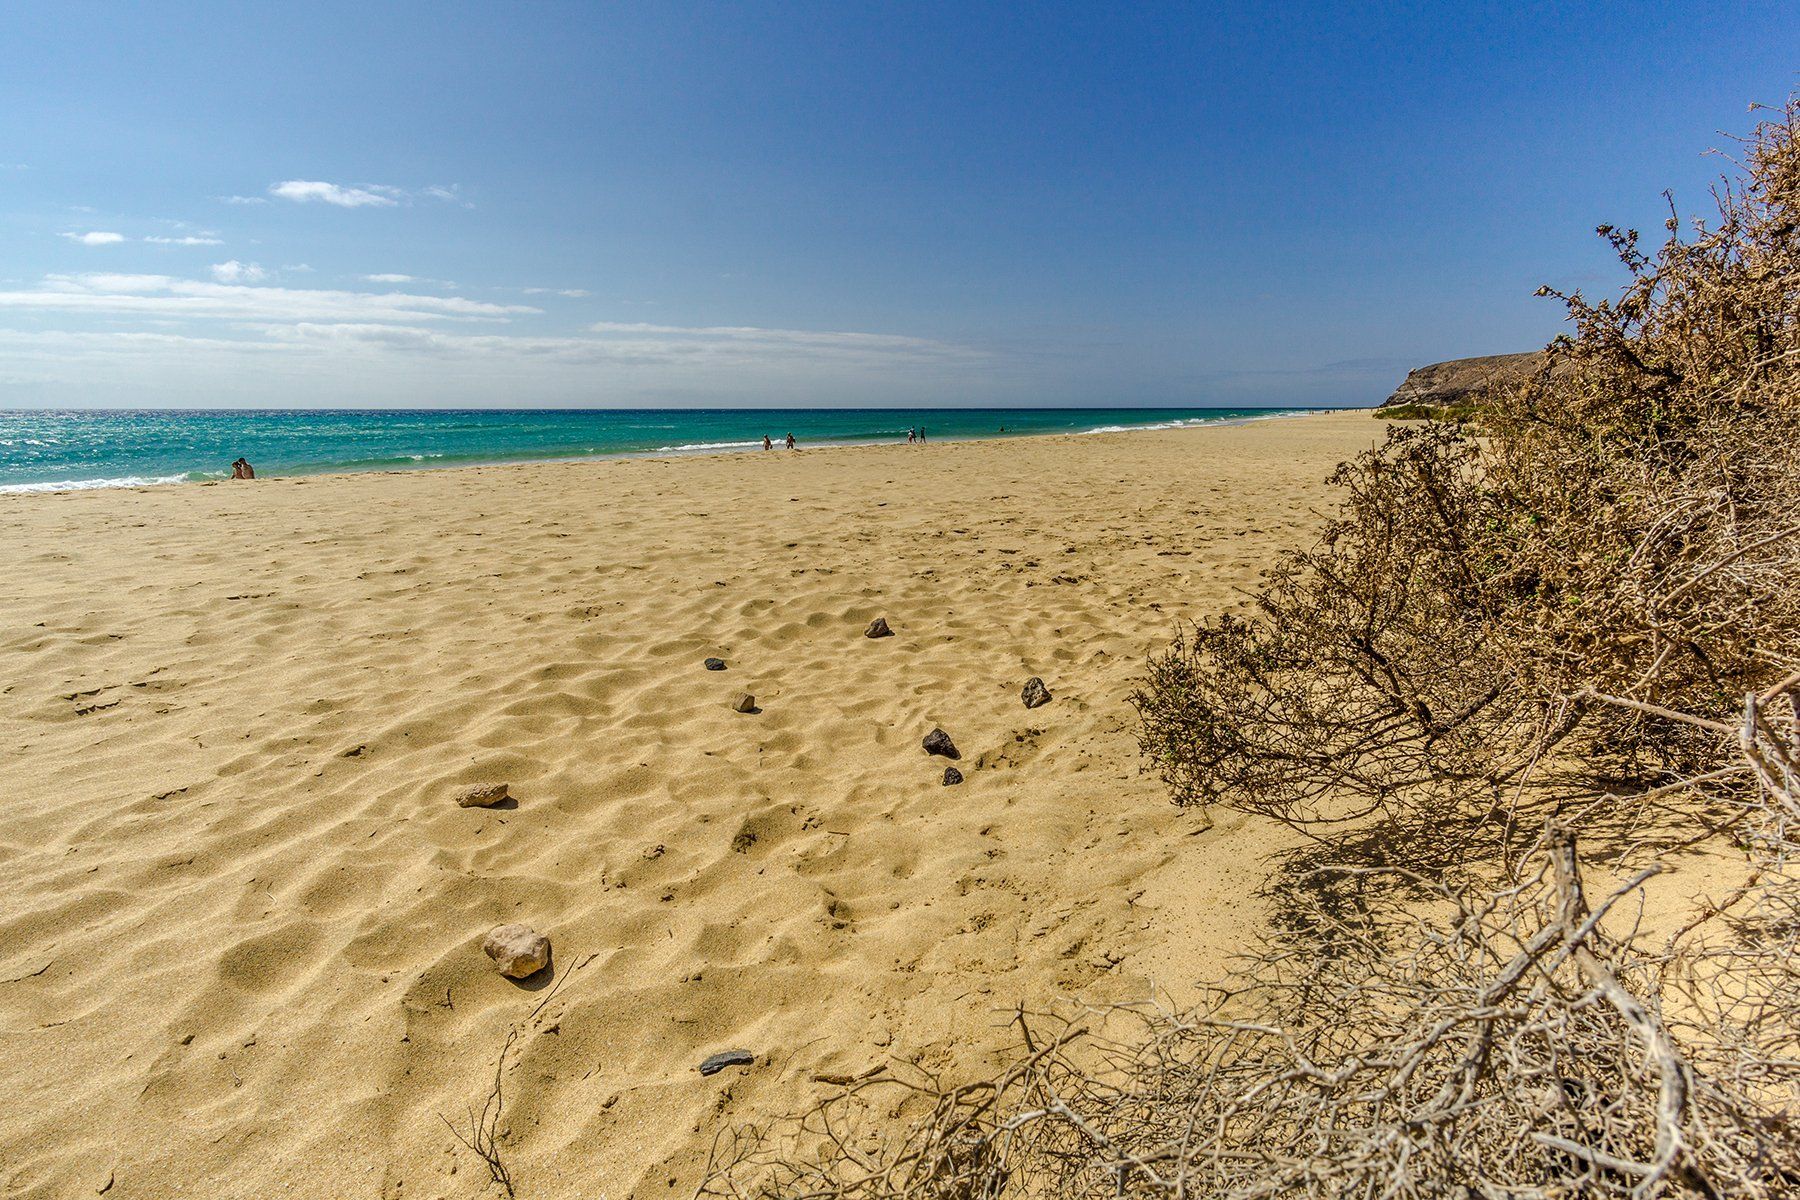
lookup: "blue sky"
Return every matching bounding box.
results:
[1,2,1795,409]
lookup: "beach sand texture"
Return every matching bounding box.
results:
[2,413,1379,1199]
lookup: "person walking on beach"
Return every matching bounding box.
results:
[762,434,773,451]
[785,432,796,450]
[907,427,915,444]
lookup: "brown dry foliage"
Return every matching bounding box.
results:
[1133,102,1800,844]
[700,103,1800,1199]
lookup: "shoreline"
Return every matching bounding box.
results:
[0,406,1346,496]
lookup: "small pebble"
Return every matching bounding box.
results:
[942,767,963,786]
[732,693,757,713]
[864,617,893,638]
[482,924,551,979]
[454,782,510,808]
[922,728,959,759]
[699,1049,755,1076]
[704,657,727,671]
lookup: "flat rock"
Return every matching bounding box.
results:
[922,728,959,759]
[699,1049,755,1076]
[942,766,963,786]
[732,693,757,713]
[454,782,510,808]
[1021,677,1052,709]
[864,617,893,638]
[482,924,550,979]
[704,657,727,671]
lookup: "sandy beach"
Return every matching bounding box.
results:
[1,413,1383,1199]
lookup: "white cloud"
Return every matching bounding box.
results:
[269,180,400,208]
[361,273,416,283]
[423,183,475,208]
[587,321,949,353]
[60,231,126,246]
[0,272,539,325]
[522,287,593,298]
[145,235,224,246]
[217,195,268,205]
[210,260,269,284]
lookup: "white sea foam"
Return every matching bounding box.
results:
[1077,411,1308,435]
[650,439,763,453]
[0,473,194,495]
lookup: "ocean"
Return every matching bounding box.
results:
[0,407,1318,494]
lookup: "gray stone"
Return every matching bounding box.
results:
[1021,677,1052,709]
[864,617,893,638]
[732,693,757,713]
[704,657,727,671]
[922,728,959,759]
[482,924,550,979]
[699,1049,755,1076]
[455,782,510,808]
[942,767,963,786]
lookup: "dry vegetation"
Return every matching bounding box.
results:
[700,101,1800,1198]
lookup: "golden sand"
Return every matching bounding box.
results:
[3,412,1382,1199]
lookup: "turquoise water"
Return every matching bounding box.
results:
[0,407,1317,494]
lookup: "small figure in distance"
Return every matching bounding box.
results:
[762,434,773,451]
[907,427,916,444]
[785,432,796,450]
[230,457,256,479]
[918,426,926,444]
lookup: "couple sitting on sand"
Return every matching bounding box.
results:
[230,458,255,479]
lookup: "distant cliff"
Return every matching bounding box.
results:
[1380,352,1544,414]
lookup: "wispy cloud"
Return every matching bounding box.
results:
[361,273,416,283]
[587,321,952,354]
[422,184,475,208]
[0,273,540,324]
[60,231,126,246]
[217,195,268,205]
[210,260,269,284]
[145,235,224,246]
[522,287,593,298]
[269,180,400,208]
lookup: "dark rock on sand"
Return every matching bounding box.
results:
[864,617,893,638]
[942,767,964,786]
[1021,677,1052,709]
[704,657,727,671]
[732,693,757,713]
[699,1049,755,1076]
[923,728,959,759]
[454,782,510,808]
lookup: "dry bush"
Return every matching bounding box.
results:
[1133,101,1800,849]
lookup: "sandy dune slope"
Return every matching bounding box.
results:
[0,412,1381,1199]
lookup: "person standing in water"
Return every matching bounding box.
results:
[762,434,773,451]
[785,432,796,450]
